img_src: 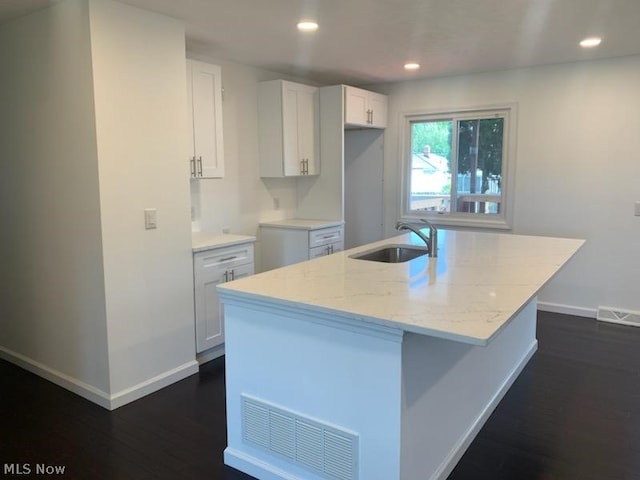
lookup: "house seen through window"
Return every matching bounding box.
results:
[404,106,515,228]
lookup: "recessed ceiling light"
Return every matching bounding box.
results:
[580,37,602,48]
[297,21,318,33]
[404,62,420,71]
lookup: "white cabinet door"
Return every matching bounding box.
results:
[309,241,343,259]
[259,80,319,177]
[187,60,224,178]
[194,262,226,352]
[368,92,387,128]
[344,85,387,129]
[344,86,370,126]
[193,242,254,353]
[228,262,254,282]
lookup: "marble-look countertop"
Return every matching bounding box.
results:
[192,232,256,253]
[218,230,584,345]
[258,218,344,230]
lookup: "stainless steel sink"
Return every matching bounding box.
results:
[349,244,429,263]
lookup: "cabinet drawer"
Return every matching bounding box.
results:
[309,226,343,249]
[194,243,254,272]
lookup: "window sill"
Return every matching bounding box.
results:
[402,214,512,231]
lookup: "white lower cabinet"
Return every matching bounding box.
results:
[259,221,344,271]
[193,241,254,353]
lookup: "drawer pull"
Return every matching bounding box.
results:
[220,255,237,262]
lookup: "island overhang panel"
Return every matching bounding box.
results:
[218,230,584,480]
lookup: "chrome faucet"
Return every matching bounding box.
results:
[396,219,438,257]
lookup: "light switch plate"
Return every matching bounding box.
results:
[635,201,640,216]
[144,208,157,229]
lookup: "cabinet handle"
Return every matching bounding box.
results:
[220,256,237,262]
[197,156,203,176]
[230,269,235,281]
[223,271,228,282]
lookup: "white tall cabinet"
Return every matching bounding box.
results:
[187,59,224,178]
[258,80,320,177]
[192,235,255,356]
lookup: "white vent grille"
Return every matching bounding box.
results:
[597,306,640,327]
[242,395,358,480]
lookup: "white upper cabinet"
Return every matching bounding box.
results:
[258,80,320,177]
[344,85,387,129]
[187,59,224,178]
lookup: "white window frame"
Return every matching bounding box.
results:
[400,104,517,230]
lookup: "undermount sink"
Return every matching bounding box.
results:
[349,244,429,263]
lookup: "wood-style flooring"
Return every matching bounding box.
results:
[2,311,640,479]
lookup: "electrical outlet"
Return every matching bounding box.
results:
[144,208,157,229]
[222,226,231,234]
[273,197,280,210]
[635,201,640,216]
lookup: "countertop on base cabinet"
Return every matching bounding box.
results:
[259,219,344,271]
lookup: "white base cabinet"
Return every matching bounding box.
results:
[259,220,344,271]
[193,241,254,353]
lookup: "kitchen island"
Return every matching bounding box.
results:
[218,229,584,480]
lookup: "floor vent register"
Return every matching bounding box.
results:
[241,394,359,480]
[597,306,640,327]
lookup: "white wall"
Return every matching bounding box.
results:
[0,0,198,408]
[0,0,111,392]
[89,0,196,396]
[186,59,331,270]
[188,61,301,236]
[380,56,640,315]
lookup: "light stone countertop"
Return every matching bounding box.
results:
[218,230,584,345]
[192,232,256,253]
[258,218,344,230]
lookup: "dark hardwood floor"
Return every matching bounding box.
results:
[2,311,640,479]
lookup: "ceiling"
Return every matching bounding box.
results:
[2,0,640,85]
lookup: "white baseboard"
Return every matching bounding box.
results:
[109,360,199,410]
[536,301,597,319]
[224,448,301,480]
[0,346,112,407]
[0,346,198,410]
[196,344,225,365]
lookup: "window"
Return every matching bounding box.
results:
[402,106,516,229]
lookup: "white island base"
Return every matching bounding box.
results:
[223,296,538,480]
